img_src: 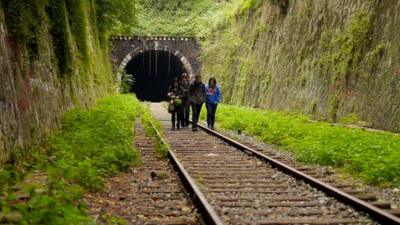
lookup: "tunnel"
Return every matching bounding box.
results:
[125,50,187,102]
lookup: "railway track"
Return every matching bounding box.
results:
[84,122,203,225]
[216,129,400,217]
[149,103,400,225]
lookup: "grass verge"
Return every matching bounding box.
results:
[140,104,169,159]
[0,94,141,224]
[207,104,400,187]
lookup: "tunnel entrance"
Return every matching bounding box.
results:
[125,50,187,102]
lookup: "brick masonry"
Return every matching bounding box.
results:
[110,35,202,82]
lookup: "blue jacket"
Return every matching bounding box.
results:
[205,84,221,104]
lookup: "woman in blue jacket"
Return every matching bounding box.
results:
[205,77,221,130]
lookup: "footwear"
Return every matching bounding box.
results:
[192,127,198,132]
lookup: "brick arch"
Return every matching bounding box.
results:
[117,45,195,83]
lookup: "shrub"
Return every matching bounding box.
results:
[119,71,135,94]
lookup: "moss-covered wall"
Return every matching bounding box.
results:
[202,0,400,132]
[0,0,115,164]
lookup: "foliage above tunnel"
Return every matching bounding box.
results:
[132,0,230,36]
[95,0,138,38]
[128,0,275,36]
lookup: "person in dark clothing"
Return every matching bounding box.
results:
[167,78,184,130]
[205,77,221,130]
[179,73,191,128]
[188,75,206,131]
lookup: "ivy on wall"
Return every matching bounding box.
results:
[46,0,74,76]
[0,0,139,164]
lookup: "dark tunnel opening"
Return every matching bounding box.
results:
[125,50,187,102]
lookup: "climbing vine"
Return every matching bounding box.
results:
[46,0,74,76]
[0,0,140,166]
[1,0,47,61]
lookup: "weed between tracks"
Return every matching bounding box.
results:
[0,94,141,224]
[205,104,400,187]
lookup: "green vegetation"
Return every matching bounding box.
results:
[0,0,45,60]
[2,3,399,224]
[0,0,138,98]
[199,0,275,106]
[140,105,169,158]
[317,10,373,121]
[119,71,135,94]
[339,113,360,125]
[0,95,141,224]
[132,0,278,36]
[0,0,140,165]
[46,0,75,76]
[49,95,140,191]
[196,0,400,132]
[319,10,372,83]
[239,0,262,14]
[66,0,92,64]
[133,0,223,36]
[95,0,138,42]
[366,43,385,71]
[212,104,400,187]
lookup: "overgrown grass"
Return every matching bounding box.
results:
[0,95,141,224]
[123,0,283,36]
[140,104,169,158]
[49,95,141,191]
[212,104,400,187]
[134,0,236,36]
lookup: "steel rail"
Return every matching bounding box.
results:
[195,123,400,225]
[149,121,225,225]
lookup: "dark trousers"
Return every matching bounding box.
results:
[206,102,218,129]
[171,106,183,129]
[191,103,203,129]
[181,100,190,127]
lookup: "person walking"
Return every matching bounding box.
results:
[205,77,221,130]
[180,73,191,128]
[167,78,184,130]
[188,75,206,131]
